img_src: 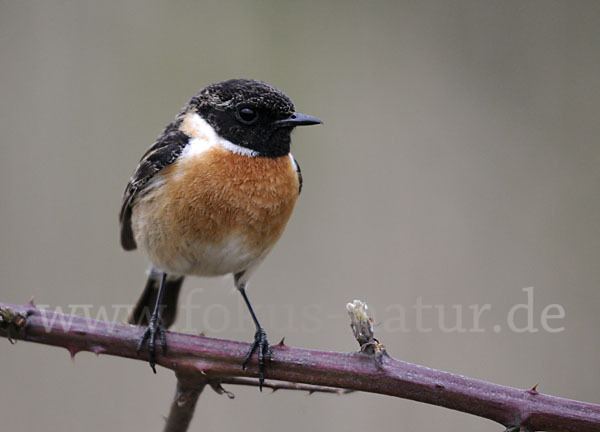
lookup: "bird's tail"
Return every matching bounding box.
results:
[127,268,184,329]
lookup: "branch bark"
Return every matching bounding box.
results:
[1,300,599,432]
[164,381,205,432]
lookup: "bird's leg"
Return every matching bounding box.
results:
[235,275,271,390]
[136,271,168,373]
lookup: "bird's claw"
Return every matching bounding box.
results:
[242,327,271,390]
[136,317,167,373]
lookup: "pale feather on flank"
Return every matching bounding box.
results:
[142,174,166,192]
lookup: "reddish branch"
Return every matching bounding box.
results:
[1,300,599,432]
[164,381,205,432]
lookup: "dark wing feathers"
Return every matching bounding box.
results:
[119,129,189,250]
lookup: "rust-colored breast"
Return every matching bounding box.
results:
[157,147,299,253]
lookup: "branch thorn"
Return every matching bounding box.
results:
[209,382,235,399]
[67,347,79,361]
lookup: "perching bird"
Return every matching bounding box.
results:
[119,79,322,386]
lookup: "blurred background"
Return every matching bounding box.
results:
[1,1,599,431]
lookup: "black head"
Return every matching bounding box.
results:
[189,79,322,157]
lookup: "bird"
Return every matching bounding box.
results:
[119,79,322,387]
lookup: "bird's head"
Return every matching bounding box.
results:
[188,79,322,157]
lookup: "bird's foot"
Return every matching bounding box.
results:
[242,327,272,390]
[136,316,167,373]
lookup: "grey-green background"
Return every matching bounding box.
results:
[1,1,598,431]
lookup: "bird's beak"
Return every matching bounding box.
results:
[275,112,323,127]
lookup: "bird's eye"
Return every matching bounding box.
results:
[237,107,259,125]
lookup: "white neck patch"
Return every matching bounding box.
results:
[180,112,259,157]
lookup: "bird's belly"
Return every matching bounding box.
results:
[131,146,299,276]
[145,233,264,277]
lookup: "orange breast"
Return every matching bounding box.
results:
[156,147,299,253]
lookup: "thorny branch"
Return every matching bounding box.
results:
[1,299,599,432]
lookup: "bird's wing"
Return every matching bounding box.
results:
[119,129,189,250]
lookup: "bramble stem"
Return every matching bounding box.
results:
[1,300,599,432]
